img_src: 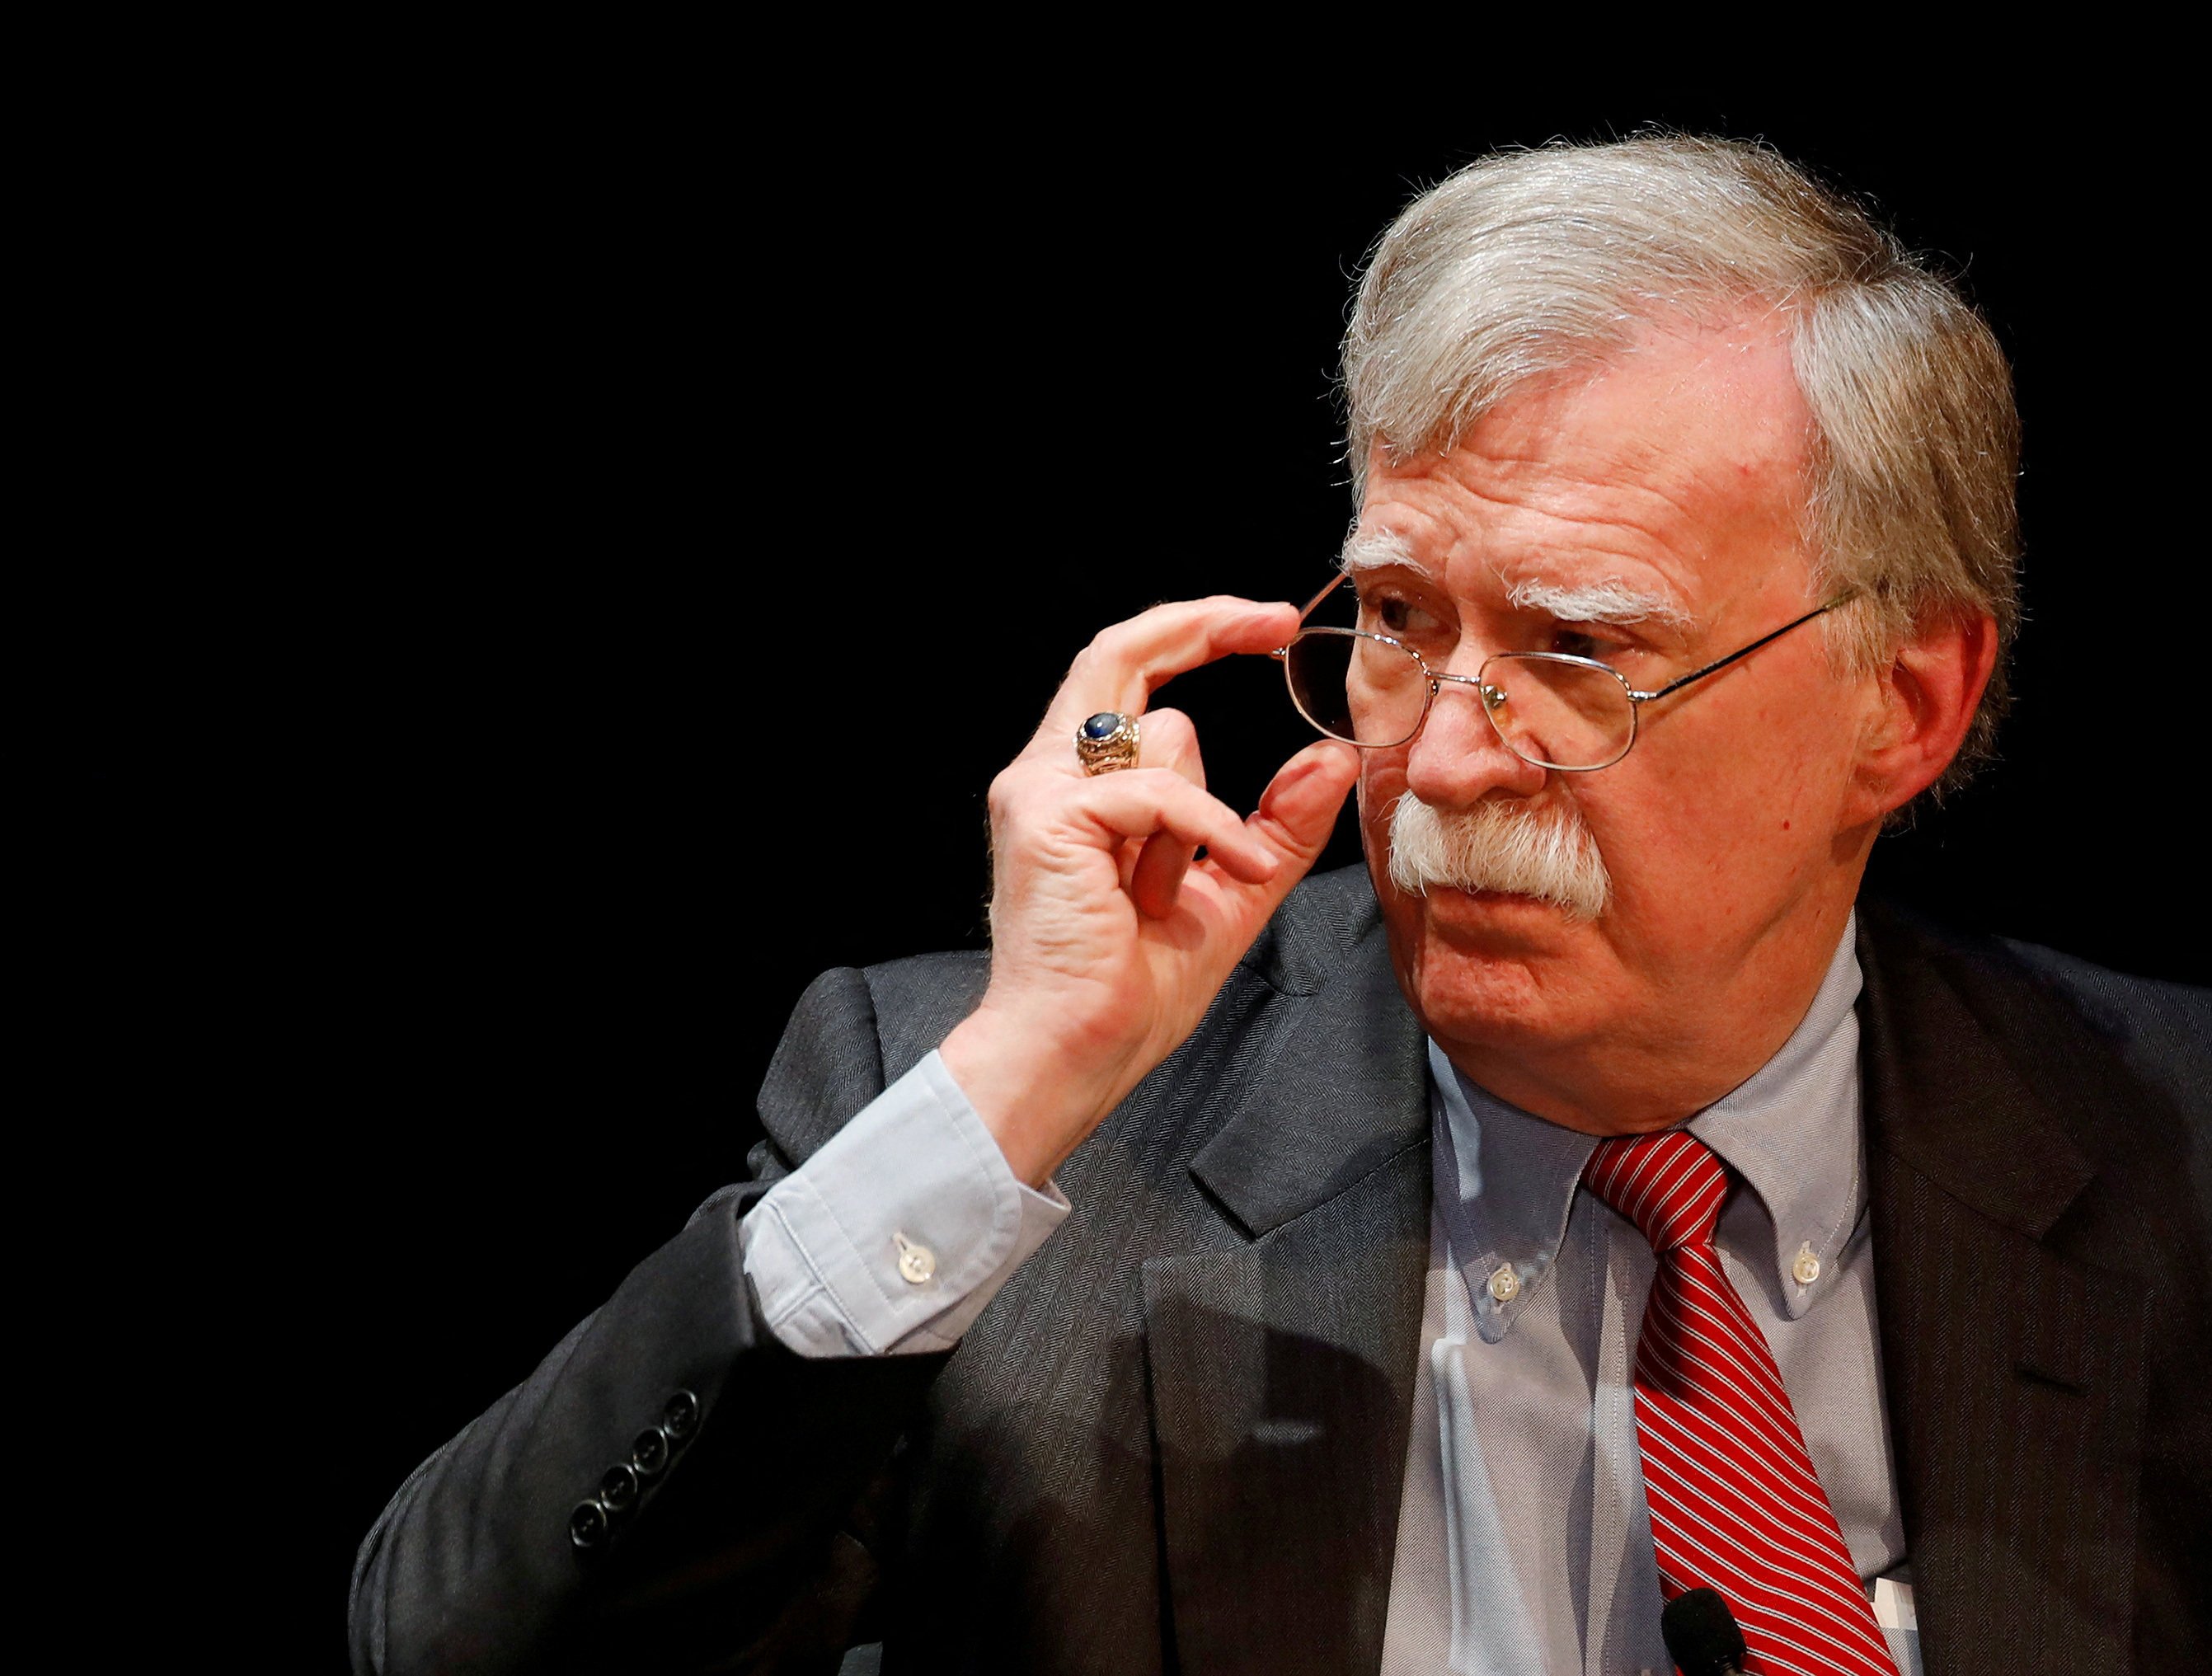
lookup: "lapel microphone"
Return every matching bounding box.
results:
[1660,1587,1748,1676]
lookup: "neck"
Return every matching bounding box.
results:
[1422,876,1865,1138]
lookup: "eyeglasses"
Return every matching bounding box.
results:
[1274,575,1860,772]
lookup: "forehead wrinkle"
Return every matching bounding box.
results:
[1449,460,1753,631]
[1482,453,1718,567]
[1458,359,1806,570]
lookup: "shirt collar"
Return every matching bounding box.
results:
[1688,915,1865,1322]
[1432,913,1864,1342]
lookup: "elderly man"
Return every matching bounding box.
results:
[351,138,2208,1674]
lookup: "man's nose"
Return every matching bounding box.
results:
[1402,672,1548,810]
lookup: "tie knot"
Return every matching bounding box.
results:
[1581,1130,1728,1252]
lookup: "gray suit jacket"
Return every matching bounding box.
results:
[350,866,2210,1674]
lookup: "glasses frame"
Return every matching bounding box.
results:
[1273,575,1862,772]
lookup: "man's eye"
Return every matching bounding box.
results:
[1365,594,1433,636]
[1548,627,1623,660]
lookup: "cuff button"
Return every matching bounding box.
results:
[631,1427,669,1478]
[895,1231,937,1284]
[599,1463,639,1513]
[661,1388,700,1442]
[569,1500,609,1551]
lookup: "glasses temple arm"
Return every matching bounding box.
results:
[1634,591,1861,703]
[1271,573,1353,659]
[1294,571,1349,623]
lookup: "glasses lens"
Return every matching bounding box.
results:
[1284,629,1426,746]
[1481,654,1635,770]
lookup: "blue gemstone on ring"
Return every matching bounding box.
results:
[1082,712,1123,740]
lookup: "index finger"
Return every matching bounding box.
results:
[1028,595,1300,757]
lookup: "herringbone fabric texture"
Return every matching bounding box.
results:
[1584,1131,1896,1676]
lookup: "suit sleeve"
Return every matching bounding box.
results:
[347,968,954,1676]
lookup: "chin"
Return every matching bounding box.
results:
[1372,877,1609,1049]
[1400,929,1568,1045]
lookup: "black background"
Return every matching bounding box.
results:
[77,74,2203,1660]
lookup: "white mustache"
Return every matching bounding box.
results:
[1386,794,1613,922]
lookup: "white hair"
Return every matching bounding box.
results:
[1342,136,2020,804]
[1340,527,1421,575]
[1387,792,1613,921]
[1339,532,1687,629]
[1503,575,1689,631]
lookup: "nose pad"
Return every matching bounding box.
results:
[1476,678,1526,754]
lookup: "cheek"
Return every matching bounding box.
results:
[1644,670,1862,822]
[1355,753,1408,833]
[1355,753,1423,930]
[1585,730,1847,916]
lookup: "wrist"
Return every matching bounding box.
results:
[938,1007,1131,1189]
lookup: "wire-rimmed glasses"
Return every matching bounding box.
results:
[1273,575,1860,772]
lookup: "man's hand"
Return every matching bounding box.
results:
[939,596,1360,1186]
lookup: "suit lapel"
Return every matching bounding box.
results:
[1144,915,1431,1676]
[1857,907,2152,1671]
[1135,887,2163,1674]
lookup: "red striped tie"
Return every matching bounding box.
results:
[1583,1130,1896,1676]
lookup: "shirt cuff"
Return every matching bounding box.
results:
[740,1049,1070,1356]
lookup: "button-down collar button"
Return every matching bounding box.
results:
[661,1389,700,1441]
[630,1427,669,1479]
[895,1232,937,1285]
[599,1463,639,1512]
[1486,1264,1521,1303]
[1792,1242,1822,1286]
[569,1500,609,1550]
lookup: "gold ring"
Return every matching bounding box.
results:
[1075,711,1140,775]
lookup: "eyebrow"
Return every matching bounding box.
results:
[1338,528,1433,579]
[1503,575,1693,630]
[1336,530,1693,631]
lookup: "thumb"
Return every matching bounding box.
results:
[1247,738,1360,876]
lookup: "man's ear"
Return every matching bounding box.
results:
[1848,610,1998,824]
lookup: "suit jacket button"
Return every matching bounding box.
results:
[569,1500,609,1550]
[631,1427,669,1478]
[662,1389,700,1442]
[599,1463,639,1513]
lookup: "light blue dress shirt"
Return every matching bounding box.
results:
[740,1049,1068,1356]
[1379,919,1917,1675]
[740,920,1917,1674]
